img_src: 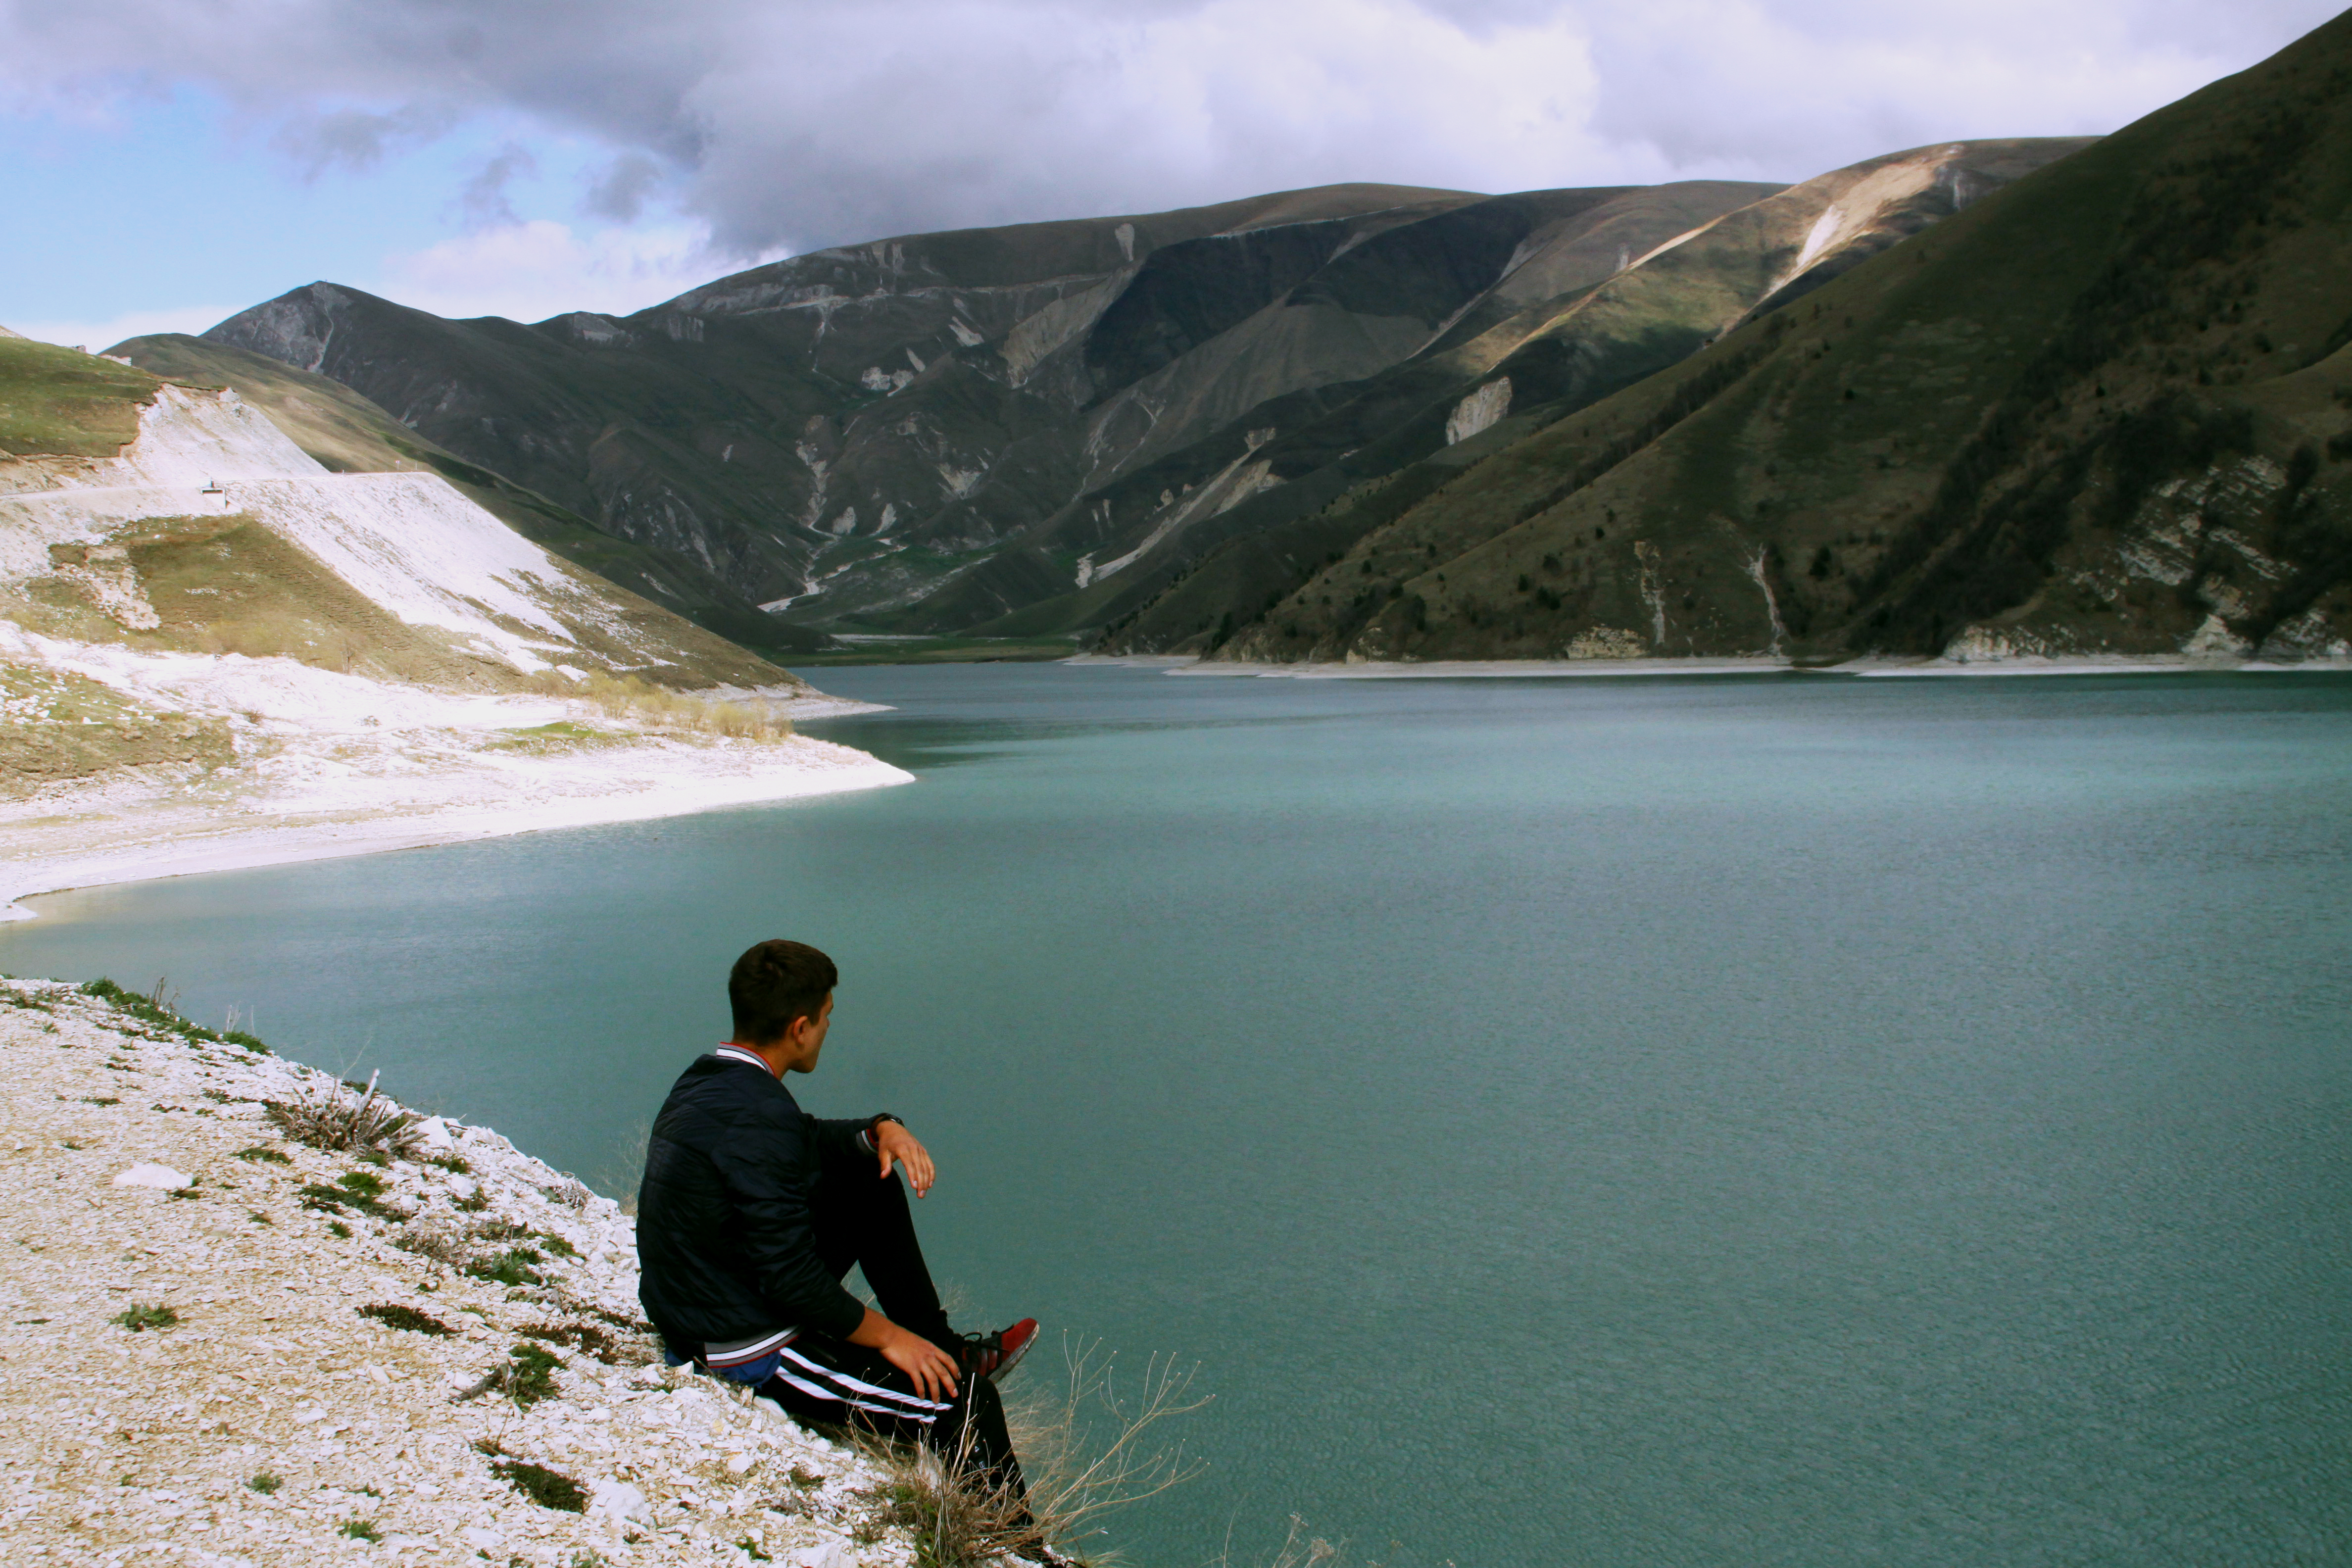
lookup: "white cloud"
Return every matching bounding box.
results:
[0,0,2342,312]
[9,304,246,352]
[375,219,779,323]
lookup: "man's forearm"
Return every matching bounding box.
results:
[847,1306,961,1401]
[845,1306,899,1348]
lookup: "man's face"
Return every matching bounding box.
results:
[779,993,833,1074]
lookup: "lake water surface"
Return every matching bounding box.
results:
[8,665,2351,1567]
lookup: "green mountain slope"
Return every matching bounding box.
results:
[196,186,1478,619]
[1175,15,2352,667]
[193,138,2087,655]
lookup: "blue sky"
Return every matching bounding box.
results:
[1,0,2341,348]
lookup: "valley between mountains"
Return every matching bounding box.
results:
[118,10,2352,676]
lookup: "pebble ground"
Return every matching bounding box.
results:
[0,978,917,1568]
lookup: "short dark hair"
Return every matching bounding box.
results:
[729,940,838,1043]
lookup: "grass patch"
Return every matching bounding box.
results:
[337,1518,382,1542]
[491,1342,563,1406]
[474,1437,587,1510]
[76,977,255,1050]
[0,335,153,456]
[111,1303,177,1332]
[489,1456,588,1512]
[423,1152,471,1175]
[516,1320,618,1364]
[463,1248,545,1288]
[359,1302,455,1337]
[336,1169,388,1200]
[246,1472,282,1495]
[234,1145,290,1165]
[525,671,796,742]
[487,720,629,754]
[327,1220,352,1239]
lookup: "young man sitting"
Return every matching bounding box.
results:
[637,939,1042,1531]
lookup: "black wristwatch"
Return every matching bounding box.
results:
[866,1112,902,1140]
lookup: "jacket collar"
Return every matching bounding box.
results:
[712,1044,776,1077]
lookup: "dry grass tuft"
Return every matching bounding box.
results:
[526,671,795,743]
[264,1069,422,1159]
[852,1336,1208,1567]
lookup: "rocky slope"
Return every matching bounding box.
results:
[188,144,2083,650]
[0,975,923,1567]
[1123,13,2352,668]
[110,335,832,661]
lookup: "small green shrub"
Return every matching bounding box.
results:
[359,1302,455,1337]
[111,1303,178,1332]
[297,1182,346,1212]
[247,1472,282,1495]
[490,1455,587,1512]
[539,1233,580,1259]
[502,1342,562,1406]
[338,1518,382,1542]
[464,1249,544,1287]
[453,1188,491,1213]
[327,1220,352,1239]
[337,1170,388,1199]
[424,1152,472,1175]
[235,1146,291,1164]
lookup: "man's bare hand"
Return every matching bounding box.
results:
[850,1308,960,1403]
[875,1120,936,1197]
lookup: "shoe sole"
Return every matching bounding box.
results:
[988,1326,1037,1385]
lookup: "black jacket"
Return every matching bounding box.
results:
[636,1054,872,1353]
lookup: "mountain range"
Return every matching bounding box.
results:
[105,10,2352,669]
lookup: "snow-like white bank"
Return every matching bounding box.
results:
[1,630,911,921]
[0,740,911,922]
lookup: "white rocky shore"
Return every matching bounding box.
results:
[0,978,919,1568]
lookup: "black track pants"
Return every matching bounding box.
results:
[770,1162,1029,1509]
[755,1334,1030,1513]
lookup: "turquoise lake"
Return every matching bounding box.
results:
[6,664,2350,1566]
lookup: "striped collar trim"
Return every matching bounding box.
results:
[713,1044,776,1077]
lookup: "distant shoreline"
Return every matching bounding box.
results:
[1065,653,2352,680]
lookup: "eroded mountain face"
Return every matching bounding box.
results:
[1172,15,2352,668]
[190,132,2111,658]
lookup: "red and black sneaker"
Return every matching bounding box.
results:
[958,1318,1039,1384]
